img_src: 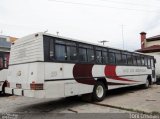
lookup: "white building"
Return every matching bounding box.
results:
[136,32,160,80]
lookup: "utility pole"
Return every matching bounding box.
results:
[121,24,124,50]
[98,40,109,46]
[56,31,59,36]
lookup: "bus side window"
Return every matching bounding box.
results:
[127,55,132,65]
[133,56,137,65]
[102,51,108,64]
[144,57,148,66]
[96,50,102,64]
[50,39,54,60]
[67,46,77,61]
[148,58,151,68]
[55,44,66,61]
[87,49,94,63]
[109,52,115,64]
[137,56,142,66]
[151,58,154,67]
[79,48,87,62]
[122,54,127,64]
[141,57,145,66]
[43,36,51,61]
[115,53,122,64]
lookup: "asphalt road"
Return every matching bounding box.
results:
[0,85,160,119]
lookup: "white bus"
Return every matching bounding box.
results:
[0,51,9,94]
[5,32,156,101]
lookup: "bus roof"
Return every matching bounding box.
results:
[18,32,154,58]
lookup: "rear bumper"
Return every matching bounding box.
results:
[5,87,45,98]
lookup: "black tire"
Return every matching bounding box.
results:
[92,81,106,102]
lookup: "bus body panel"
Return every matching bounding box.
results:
[6,62,152,98]
[44,80,93,98]
[5,32,155,99]
[44,63,75,80]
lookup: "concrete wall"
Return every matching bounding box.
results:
[145,40,160,47]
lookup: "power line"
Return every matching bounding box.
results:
[121,25,124,50]
[50,0,160,13]
[100,0,160,8]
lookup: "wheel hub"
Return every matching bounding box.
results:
[96,85,104,98]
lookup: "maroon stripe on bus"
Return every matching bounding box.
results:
[105,65,138,82]
[73,64,96,85]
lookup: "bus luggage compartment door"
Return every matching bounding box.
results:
[64,82,79,96]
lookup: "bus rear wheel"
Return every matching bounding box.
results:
[92,81,106,102]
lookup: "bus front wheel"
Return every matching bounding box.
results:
[92,81,106,102]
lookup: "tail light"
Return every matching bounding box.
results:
[30,83,43,90]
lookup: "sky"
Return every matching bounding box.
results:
[0,0,160,51]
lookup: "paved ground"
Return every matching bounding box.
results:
[0,85,160,119]
[0,95,130,113]
[0,94,130,119]
[97,85,160,114]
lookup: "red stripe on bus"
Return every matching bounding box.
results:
[73,64,96,85]
[104,65,138,82]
